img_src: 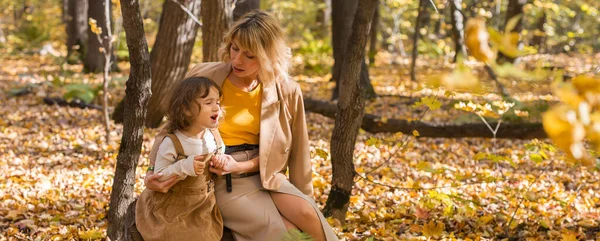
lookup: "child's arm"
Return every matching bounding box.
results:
[154,137,199,181]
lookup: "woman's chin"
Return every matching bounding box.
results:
[232,71,245,77]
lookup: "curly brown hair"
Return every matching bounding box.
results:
[166,77,222,133]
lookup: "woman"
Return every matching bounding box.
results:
[142,10,338,241]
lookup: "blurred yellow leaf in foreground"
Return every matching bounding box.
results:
[465,18,495,63]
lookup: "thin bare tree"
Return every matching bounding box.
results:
[107,0,152,239]
[323,0,378,223]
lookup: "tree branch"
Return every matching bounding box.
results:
[304,98,546,139]
[170,0,202,27]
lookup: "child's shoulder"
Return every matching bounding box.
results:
[157,134,177,149]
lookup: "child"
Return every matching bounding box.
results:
[135,77,226,241]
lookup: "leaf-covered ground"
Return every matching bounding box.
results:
[1,54,599,240]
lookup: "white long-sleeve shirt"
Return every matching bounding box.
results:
[155,130,223,182]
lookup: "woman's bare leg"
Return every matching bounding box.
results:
[270,192,326,241]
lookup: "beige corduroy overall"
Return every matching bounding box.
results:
[135,129,224,241]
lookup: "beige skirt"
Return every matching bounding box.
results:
[214,149,338,241]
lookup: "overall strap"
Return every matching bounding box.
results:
[165,133,187,160]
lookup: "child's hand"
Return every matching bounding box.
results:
[211,154,228,169]
[193,154,207,176]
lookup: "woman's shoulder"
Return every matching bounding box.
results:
[278,79,302,97]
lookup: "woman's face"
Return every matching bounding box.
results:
[229,38,260,80]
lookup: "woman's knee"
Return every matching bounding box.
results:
[271,192,320,223]
[294,200,319,222]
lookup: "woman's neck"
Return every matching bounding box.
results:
[228,72,260,92]
[179,126,206,139]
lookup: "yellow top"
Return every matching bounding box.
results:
[219,78,262,145]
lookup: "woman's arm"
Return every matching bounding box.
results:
[233,155,259,174]
[209,154,259,175]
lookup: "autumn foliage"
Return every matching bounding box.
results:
[2,0,600,240]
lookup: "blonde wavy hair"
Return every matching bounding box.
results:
[219,10,291,86]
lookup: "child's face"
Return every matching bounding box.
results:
[193,86,221,129]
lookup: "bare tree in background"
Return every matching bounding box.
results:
[498,0,527,63]
[367,1,379,65]
[233,0,260,21]
[331,0,376,100]
[410,0,427,81]
[113,0,201,127]
[107,0,152,239]
[531,11,546,52]
[450,0,466,62]
[323,0,377,223]
[85,0,116,73]
[201,0,233,62]
[65,0,88,63]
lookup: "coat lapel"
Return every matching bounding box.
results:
[259,82,281,180]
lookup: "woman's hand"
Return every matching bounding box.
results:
[210,154,228,169]
[144,171,178,193]
[209,154,238,175]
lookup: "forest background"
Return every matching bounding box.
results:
[0,0,600,240]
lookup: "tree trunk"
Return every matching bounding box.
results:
[304,98,546,139]
[323,0,377,223]
[388,7,407,61]
[450,0,466,62]
[13,2,31,27]
[145,0,201,127]
[85,0,116,73]
[498,0,526,63]
[66,0,88,63]
[314,0,330,37]
[324,0,332,28]
[113,0,202,127]
[410,0,426,81]
[233,0,260,21]
[62,0,68,23]
[101,0,113,144]
[0,19,6,44]
[107,0,152,240]
[505,0,526,33]
[531,11,546,52]
[331,0,376,101]
[367,1,379,65]
[202,0,233,62]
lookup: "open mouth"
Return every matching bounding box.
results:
[233,66,244,72]
[210,114,219,121]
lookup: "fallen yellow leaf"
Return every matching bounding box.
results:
[79,229,104,239]
[561,231,577,241]
[422,220,445,238]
